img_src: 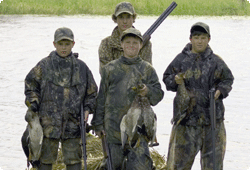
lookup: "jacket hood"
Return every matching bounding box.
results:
[182,43,213,60]
[120,56,142,65]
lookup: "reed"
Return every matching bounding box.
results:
[0,0,249,16]
[27,133,167,170]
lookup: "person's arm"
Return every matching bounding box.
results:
[163,54,183,92]
[91,67,108,134]
[82,66,98,121]
[213,55,234,99]
[99,38,113,75]
[24,62,43,112]
[144,66,164,106]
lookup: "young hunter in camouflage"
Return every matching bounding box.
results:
[98,2,152,75]
[24,27,98,170]
[163,22,234,170]
[91,28,164,170]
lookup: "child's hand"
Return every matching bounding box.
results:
[214,90,221,100]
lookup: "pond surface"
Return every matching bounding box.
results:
[0,15,250,170]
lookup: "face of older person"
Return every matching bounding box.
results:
[116,13,134,34]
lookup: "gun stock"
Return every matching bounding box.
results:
[80,104,87,170]
[142,1,177,46]
[209,88,216,170]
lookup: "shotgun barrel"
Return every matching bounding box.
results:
[209,88,216,170]
[142,1,177,45]
[80,104,87,170]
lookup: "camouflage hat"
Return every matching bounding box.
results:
[190,22,210,37]
[121,27,143,42]
[54,27,74,43]
[114,2,135,17]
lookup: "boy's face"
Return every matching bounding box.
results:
[121,36,142,59]
[190,34,210,54]
[53,39,75,58]
[116,13,134,33]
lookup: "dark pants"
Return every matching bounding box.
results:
[166,122,226,170]
[104,137,153,170]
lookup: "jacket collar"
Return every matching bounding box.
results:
[49,51,81,86]
[120,56,142,65]
[182,43,213,60]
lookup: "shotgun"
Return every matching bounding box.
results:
[80,104,87,170]
[209,88,216,170]
[142,1,177,46]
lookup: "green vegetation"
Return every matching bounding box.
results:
[0,0,249,16]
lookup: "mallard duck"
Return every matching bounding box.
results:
[120,95,142,149]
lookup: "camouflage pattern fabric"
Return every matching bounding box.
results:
[163,43,234,169]
[98,26,152,75]
[166,122,226,170]
[40,137,82,165]
[25,51,98,139]
[163,43,234,126]
[91,56,163,144]
[108,137,153,170]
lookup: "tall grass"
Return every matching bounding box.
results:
[0,0,249,16]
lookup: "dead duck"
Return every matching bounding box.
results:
[23,104,43,166]
[139,96,158,147]
[120,95,143,149]
[173,73,196,125]
[120,83,159,149]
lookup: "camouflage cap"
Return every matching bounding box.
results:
[114,2,135,17]
[121,27,143,42]
[54,27,74,43]
[190,22,210,37]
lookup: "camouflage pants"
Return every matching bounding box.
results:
[40,137,82,165]
[166,122,226,170]
[102,137,153,170]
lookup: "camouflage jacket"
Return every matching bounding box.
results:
[163,43,234,126]
[91,56,164,143]
[98,26,152,75]
[25,51,98,139]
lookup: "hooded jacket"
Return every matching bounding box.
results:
[25,51,97,139]
[163,43,234,126]
[92,56,164,143]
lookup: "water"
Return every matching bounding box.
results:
[0,15,250,170]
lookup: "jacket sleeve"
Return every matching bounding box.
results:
[162,54,183,92]
[214,55,234,99]
[24,62,43,107]
[99,38,113,75]
[91,67,108,128]
[145,66,164,106]
[83,66,98,114]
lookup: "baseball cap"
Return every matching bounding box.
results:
[121,27,143,42]
[190,22,210,37]
[54,27,74,43]
[114,2,135,17]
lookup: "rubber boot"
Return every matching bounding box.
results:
[66,163,82,170]
[38,163,52,170]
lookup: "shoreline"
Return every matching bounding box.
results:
[1,14,250,20]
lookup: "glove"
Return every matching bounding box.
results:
[30,101,39,112]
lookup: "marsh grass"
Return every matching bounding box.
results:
[0,0,249,15]
[27,133,166,170]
